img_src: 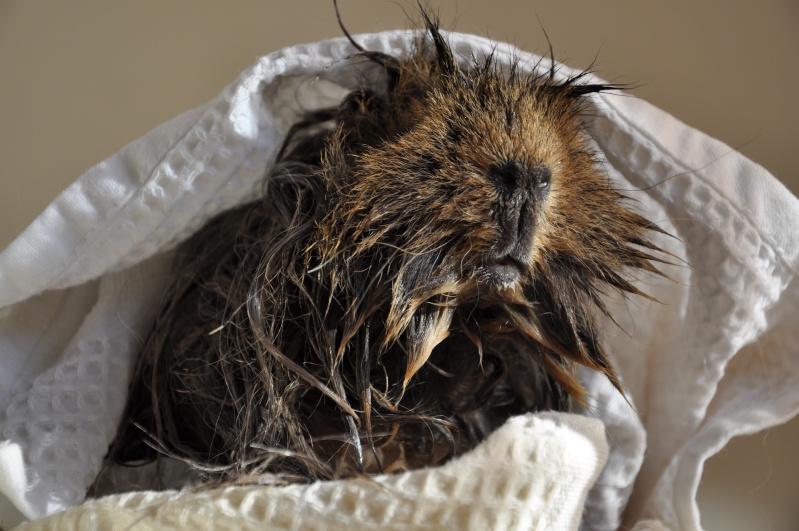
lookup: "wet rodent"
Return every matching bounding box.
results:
[104,13,667,489]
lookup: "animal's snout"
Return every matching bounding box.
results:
[490,162,551,260]
[488,162,551,199]
[488,162,522,197]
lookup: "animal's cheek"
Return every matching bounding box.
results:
[468,224,502,247]
[539,171,565,212]
[529,192,563,257]
[435,187,496,221]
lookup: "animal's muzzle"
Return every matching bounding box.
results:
[489,161,551,263]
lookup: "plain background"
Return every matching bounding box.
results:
[1,1,797,529]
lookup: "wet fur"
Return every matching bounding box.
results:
[108,16,666,487]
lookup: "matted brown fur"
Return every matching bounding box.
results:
[106,15,667,487]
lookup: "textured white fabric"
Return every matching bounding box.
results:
[0,442,35,528]
[1,30,797,530]
[16,413,609,531]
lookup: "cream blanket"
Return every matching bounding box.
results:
[1,31,798,530]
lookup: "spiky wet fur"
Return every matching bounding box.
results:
[109,18,666,487]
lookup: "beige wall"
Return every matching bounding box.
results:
[1,1,797,529]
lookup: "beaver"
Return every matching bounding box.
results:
[103,11,667,490]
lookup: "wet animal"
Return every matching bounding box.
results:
[107,14,666,488]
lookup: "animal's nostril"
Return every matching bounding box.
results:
[533,164,552,191]
[488,163,520,196]
[489,162,551,197]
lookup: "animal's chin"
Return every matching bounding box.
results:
[479,257,525,291]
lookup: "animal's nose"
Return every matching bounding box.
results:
[490,162,551,258]
[488,162,551,200]
[488,162,522,197]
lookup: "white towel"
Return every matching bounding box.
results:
[1,30,797,530]
[15,413,609,531]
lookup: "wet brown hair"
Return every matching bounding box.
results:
[108,13,667,487]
